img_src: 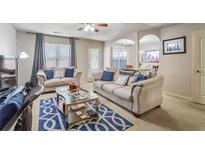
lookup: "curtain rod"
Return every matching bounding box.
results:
[26,32,79,40]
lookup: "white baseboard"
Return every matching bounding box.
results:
[163,91,192,102]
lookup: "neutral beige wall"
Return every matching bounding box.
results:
[160,23,205,99]
[16,32,35,86]
[0,23,16,57]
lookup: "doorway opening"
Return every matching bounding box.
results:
[139,34,160,71]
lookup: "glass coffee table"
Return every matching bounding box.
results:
[55,86,100,130]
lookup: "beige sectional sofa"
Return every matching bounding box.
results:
[92,71,164,115]
[37,67,82,92]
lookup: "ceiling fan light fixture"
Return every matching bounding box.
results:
[84,24,91,31]
[78,23,107,32]
[90,26,95,32]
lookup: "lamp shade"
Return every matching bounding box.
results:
[19,52,29,59]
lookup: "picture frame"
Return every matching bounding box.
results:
[163,36,186,55]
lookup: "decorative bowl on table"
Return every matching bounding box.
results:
[68,81,79,93]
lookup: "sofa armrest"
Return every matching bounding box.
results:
[36,70,46,85]
[132,75,164,115]
[91,71,103,81]
[74,70,82,83]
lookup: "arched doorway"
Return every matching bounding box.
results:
[111,39,135,69]
[139,34,160,70]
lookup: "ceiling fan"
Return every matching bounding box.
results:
[78,23,108,32]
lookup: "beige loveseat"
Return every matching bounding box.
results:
[92,71,164,115]
[37,67,82,92]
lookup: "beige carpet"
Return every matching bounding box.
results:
[32,83,205,131]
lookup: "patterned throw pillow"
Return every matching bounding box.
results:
[114,75,130,86]
[54,70,65,78]
[127,75,137,86]
[127,72,140,86]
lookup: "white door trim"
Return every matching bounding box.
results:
[192,30,205,104]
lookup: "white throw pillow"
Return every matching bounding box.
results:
[114,75,130,86]
[54,70,65,78]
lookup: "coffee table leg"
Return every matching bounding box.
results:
[57,94,60,106]
[63,104,69,130]
[96,98,100,114]
[67,106,70,130]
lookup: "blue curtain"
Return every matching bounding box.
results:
[70,38,76,67]
[30,33,45,86]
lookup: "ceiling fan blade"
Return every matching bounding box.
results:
[94,28,99,32]
[78,27,84,31]
[95,23,108,27]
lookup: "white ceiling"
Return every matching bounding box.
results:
[12,23,173,41]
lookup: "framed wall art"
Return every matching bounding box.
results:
[163,36,186,55]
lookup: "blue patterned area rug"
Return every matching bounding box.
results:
[38,97,133,131]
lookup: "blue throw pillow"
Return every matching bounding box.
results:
[44,70,54,80]
[0,92,24,130]
[101,71,114,81]
[133,74,147,82]
[65,68,74,77]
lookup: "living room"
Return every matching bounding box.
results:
[1,23,205,131]
[1,0,205,154]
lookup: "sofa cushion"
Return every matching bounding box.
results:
[102,83,122,94]
[44,78,63,87]
[65,68,74,77]
[114,86,133,101]
[0,92,24,130]
[44,78,75,87]
[44,70,54,80]
[0,88,15,106]
[61,77,76,85]
[93,81,112,89]
[101,71,114,81]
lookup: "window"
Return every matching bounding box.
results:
[112,45,127,69]
[45,43,71,67]
[141,50,159,63]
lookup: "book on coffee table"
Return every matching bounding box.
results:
[80,114,89,120]
[87,109,98,117]
[75,111,83,116]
